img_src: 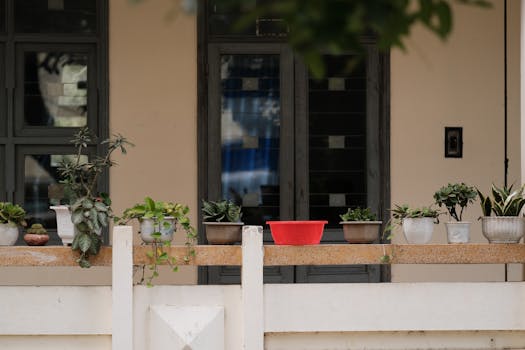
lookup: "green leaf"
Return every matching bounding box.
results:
[78,233,92,253]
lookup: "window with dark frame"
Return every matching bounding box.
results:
[0,0,108,245]
[199,1,390,284]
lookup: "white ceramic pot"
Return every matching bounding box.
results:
[340,221,382,243]
[402,217,434,244]
[140,217,176,243]
[50,205,74,245]
[0,223,19,246]
[481,216,525,243]
[445,221,470,243]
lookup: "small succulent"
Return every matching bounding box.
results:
[202,200,242,223]
[340,207,377,221]
[26,223,48,235]
[434,183,477,222]
[0,202,27,227]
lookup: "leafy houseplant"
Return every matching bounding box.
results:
[0,202,27,246]
[202,199,243,244]
[339,207,382,243]
[58,127,133,268]
[23,223,49,246]
[434,183,477,243]
[116,197,197,287]
[390,204,440,244]
[477,184,525,243]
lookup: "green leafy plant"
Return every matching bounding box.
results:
[433,183,477,222]
[202,199,242,223]
[116,197,197,287]
[380,204,440,264]
[26,223,47,235]
[477,184,525,217]
[340,207,377,221]
[58,127,133,268]
[0,202,27,227]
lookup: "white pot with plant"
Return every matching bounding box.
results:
[477,184,525,243]
[339,207,382,243]
[202,200,243,244]
[391,204,440,244]
[0,202,27,246]
[116,197,197,286]
[434,183,477,243]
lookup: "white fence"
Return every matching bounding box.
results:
[0,225,524,350]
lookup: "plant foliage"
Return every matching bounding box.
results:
[58,127,133,268]
[116,197,197,287]
[0,202,27,227]
[26,223,47,235]
[202,199,242,223]
[340,207,377,221]
[477,184,525,217]
[433,182,477,221]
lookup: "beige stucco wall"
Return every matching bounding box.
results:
[0,0,520,285]
[390,0,522,282]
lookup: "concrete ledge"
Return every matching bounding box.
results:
[1,244,525,266]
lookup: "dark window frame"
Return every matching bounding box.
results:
[198,1,391,284]
[0,0,109,243]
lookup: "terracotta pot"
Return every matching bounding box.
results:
[23,234,49,246]
[204,222,243,244]
[340,221,382,243]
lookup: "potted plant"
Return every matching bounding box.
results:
[56,127,133,267]
[202,199,243,244]
[391,204,440,244]
[23,223,49,246]
[433,183,477,243]
[116,197,197,287]
[477,184,525,243]
[339,207,382,243]
[0,202,27,246]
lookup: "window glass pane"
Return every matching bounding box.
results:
[0,0,5,33]
[221,54,280,225]
[309,56,368,228]
[208,0,286,37]
[24,51,88,127]
[15,0,97,34]
[24,154,88,229]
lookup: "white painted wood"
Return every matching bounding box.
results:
[133,285,242,350]
[264,283,525,332]
[265,331,525,350]
[149,305,224,349]
[241,225,264,350]
[0,335,111,350]
[522,0,525,184]
[0,286,111,334]
[112,226,134,350]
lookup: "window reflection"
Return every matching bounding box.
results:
[24,154,88,228]
[24,51,88,127]
[220,54,280,225]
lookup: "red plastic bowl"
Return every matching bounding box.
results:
[267,221,328,245]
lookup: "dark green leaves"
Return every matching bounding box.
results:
[433,183,477,221]
[0,202,27,227]
[202,199,242,223]
[340,207,377,221]
[477,184,525,217]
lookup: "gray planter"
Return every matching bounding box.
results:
[140,217,176,243]
[204,222,244,244]
[402,217,434,244]
[0,223,19,246]
[445,221,470,243]
[340,221,382,243]
[481,216,525,243]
